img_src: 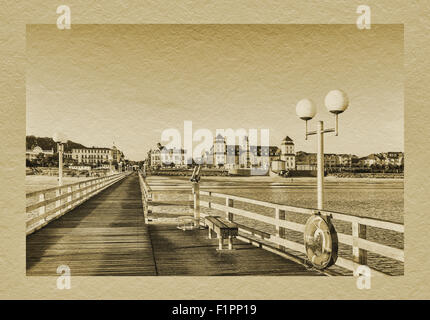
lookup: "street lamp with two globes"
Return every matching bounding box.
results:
[295,89,349,211]
[295,90,349,270]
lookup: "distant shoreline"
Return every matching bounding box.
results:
[148,168,403,180]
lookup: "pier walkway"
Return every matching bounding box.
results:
[26,173,156,276]
[26,173,322,276]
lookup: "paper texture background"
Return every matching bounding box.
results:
[0,0,428,299]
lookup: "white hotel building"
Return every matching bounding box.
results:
[71,146,124,166]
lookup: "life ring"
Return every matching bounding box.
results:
[304,214,338,269]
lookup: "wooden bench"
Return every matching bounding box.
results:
[235,223,271,240]
[205,216,238,250]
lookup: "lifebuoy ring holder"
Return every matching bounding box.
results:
[303,211,338,270]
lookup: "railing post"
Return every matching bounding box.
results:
[218,234,223,250]
[67,186,72,209]
[352,222,367,265]
[38,193,46,223]
[193,182,200,227]
[55,188,61,216]
[144,186,150,224]
[139,174,151,224]
[208,191,212,209]
[226,197,234,222]
[84,181,88,199]
[275,208,286,251]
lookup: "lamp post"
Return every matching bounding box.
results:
[296,89,349,211]
[53,132,67,187]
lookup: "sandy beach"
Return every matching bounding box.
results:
[25,175,93,193]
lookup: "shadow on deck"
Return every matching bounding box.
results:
[149,224,323,276]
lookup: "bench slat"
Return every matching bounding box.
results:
[205,216,238,237]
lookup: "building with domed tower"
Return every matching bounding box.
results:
[280,136,295,170]
[208,134,296,173]
[213,133,227,167]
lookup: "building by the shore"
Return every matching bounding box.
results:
[296,151,404,171]
[71,145,124,166]
[205,134,296,172]
[296,152,355,170]
[26,145,54,161]
[148,143,187,168]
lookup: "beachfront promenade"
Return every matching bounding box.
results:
[26,173,323,276]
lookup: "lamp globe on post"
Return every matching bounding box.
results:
[53,132,67,186]
[324,89,349,135]
[295,98,317,140]
[53,132,66,145]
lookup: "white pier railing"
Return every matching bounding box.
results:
[138,171,152,223]
[198,190,404,276]
[26,172,130,235]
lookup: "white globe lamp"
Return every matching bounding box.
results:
[325,89,349,114]
[296,99,317,120]
[53,132,67,144]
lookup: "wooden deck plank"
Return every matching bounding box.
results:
[149,224,322,276]
[26,173,157,276]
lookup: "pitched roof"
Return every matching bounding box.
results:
[215,134,224,140]
[282,136,294,144]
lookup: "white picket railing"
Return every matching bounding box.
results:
[26,172,131,235]
[138,171,152,223]
[198,190,404,276]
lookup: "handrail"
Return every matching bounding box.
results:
[138,171,152,223]
[26,172,130,235]
[200,191,403,232]
[26,173,123,198]
[199,190,404,276]
[139,171,152,200]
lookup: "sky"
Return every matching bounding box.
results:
[26,24,403,160]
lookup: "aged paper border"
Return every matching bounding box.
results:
[0,0,428,299]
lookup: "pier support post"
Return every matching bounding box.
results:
[352,222,367,265]
[226,198,234,222]
[193,182,200,227]
[275,208,286,251]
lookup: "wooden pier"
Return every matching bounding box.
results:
[26,173,156,276]
[26,172,324,276]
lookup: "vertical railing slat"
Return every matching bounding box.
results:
[68,186,72,209]
[193,182,200,226]
[275,208,286,251]
[352,222,367,265]
[226,197,234,222]
[38,192,45,226]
